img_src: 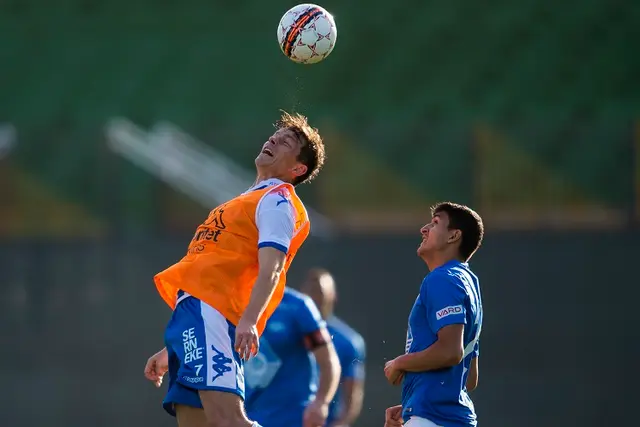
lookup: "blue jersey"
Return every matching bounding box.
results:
[401,260,483,427]
[245,288,326,427]
[325,316,366,426]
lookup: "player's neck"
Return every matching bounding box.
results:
[253,173,287,185]
[423,251,462,271]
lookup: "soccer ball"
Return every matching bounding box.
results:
[277,4,337,64]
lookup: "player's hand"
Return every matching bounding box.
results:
[144,347,169,388]
[384,359,404,386]
[384,405,403,427]
[303,399,329,427]
[235,316,259,361]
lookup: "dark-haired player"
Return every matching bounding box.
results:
[143,111,327,427]
[384,202,484,427]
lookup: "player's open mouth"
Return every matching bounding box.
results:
[262,148,274,157]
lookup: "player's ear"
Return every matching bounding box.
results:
[448,229,462,244]
[292,163,308,178]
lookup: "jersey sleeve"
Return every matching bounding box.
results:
[422,273,468,333]
[296,295,327,335]
[341,335,366,381]
[256,188,296,254]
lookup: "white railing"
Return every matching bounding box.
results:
[104,118,334,239]
[0,123,17,159]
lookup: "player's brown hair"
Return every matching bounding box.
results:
[431,202,484,262]
[275,110,326,185]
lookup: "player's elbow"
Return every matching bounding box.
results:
[329,346,342,377]
[258,260,285,281]
[443,346,464,367]
[466,367,479,391]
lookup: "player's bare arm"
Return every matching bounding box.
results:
[394,324,464,371]
[304,328,341,427]
[311,329,341,404]
[385,324,464,385]
[235,246,287,360]
[328,377,365,427]
[466,356,479,392]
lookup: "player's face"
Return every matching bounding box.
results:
[418,212,451,256]
[303,280,324,312]
[301,274,335,319]
[255,128,308,181]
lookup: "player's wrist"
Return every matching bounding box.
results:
[239,306,260,325]
[239,314,259,326]
[392,355,408,371]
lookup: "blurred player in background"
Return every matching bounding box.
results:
[301,268,367,427]
[383,202,484,427]
[143,111,326,427]
[244,287,341,427]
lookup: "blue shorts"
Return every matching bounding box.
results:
[162,296,245,416]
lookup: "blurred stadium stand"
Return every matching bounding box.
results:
[1,0,638,233]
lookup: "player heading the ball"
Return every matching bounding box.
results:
[144,111,326,427]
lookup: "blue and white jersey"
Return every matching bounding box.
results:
[401,260,483,427]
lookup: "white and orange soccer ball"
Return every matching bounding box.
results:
[277,4,337,64]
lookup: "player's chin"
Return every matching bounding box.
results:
[417,242,428,256]
[255,155,275,166]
